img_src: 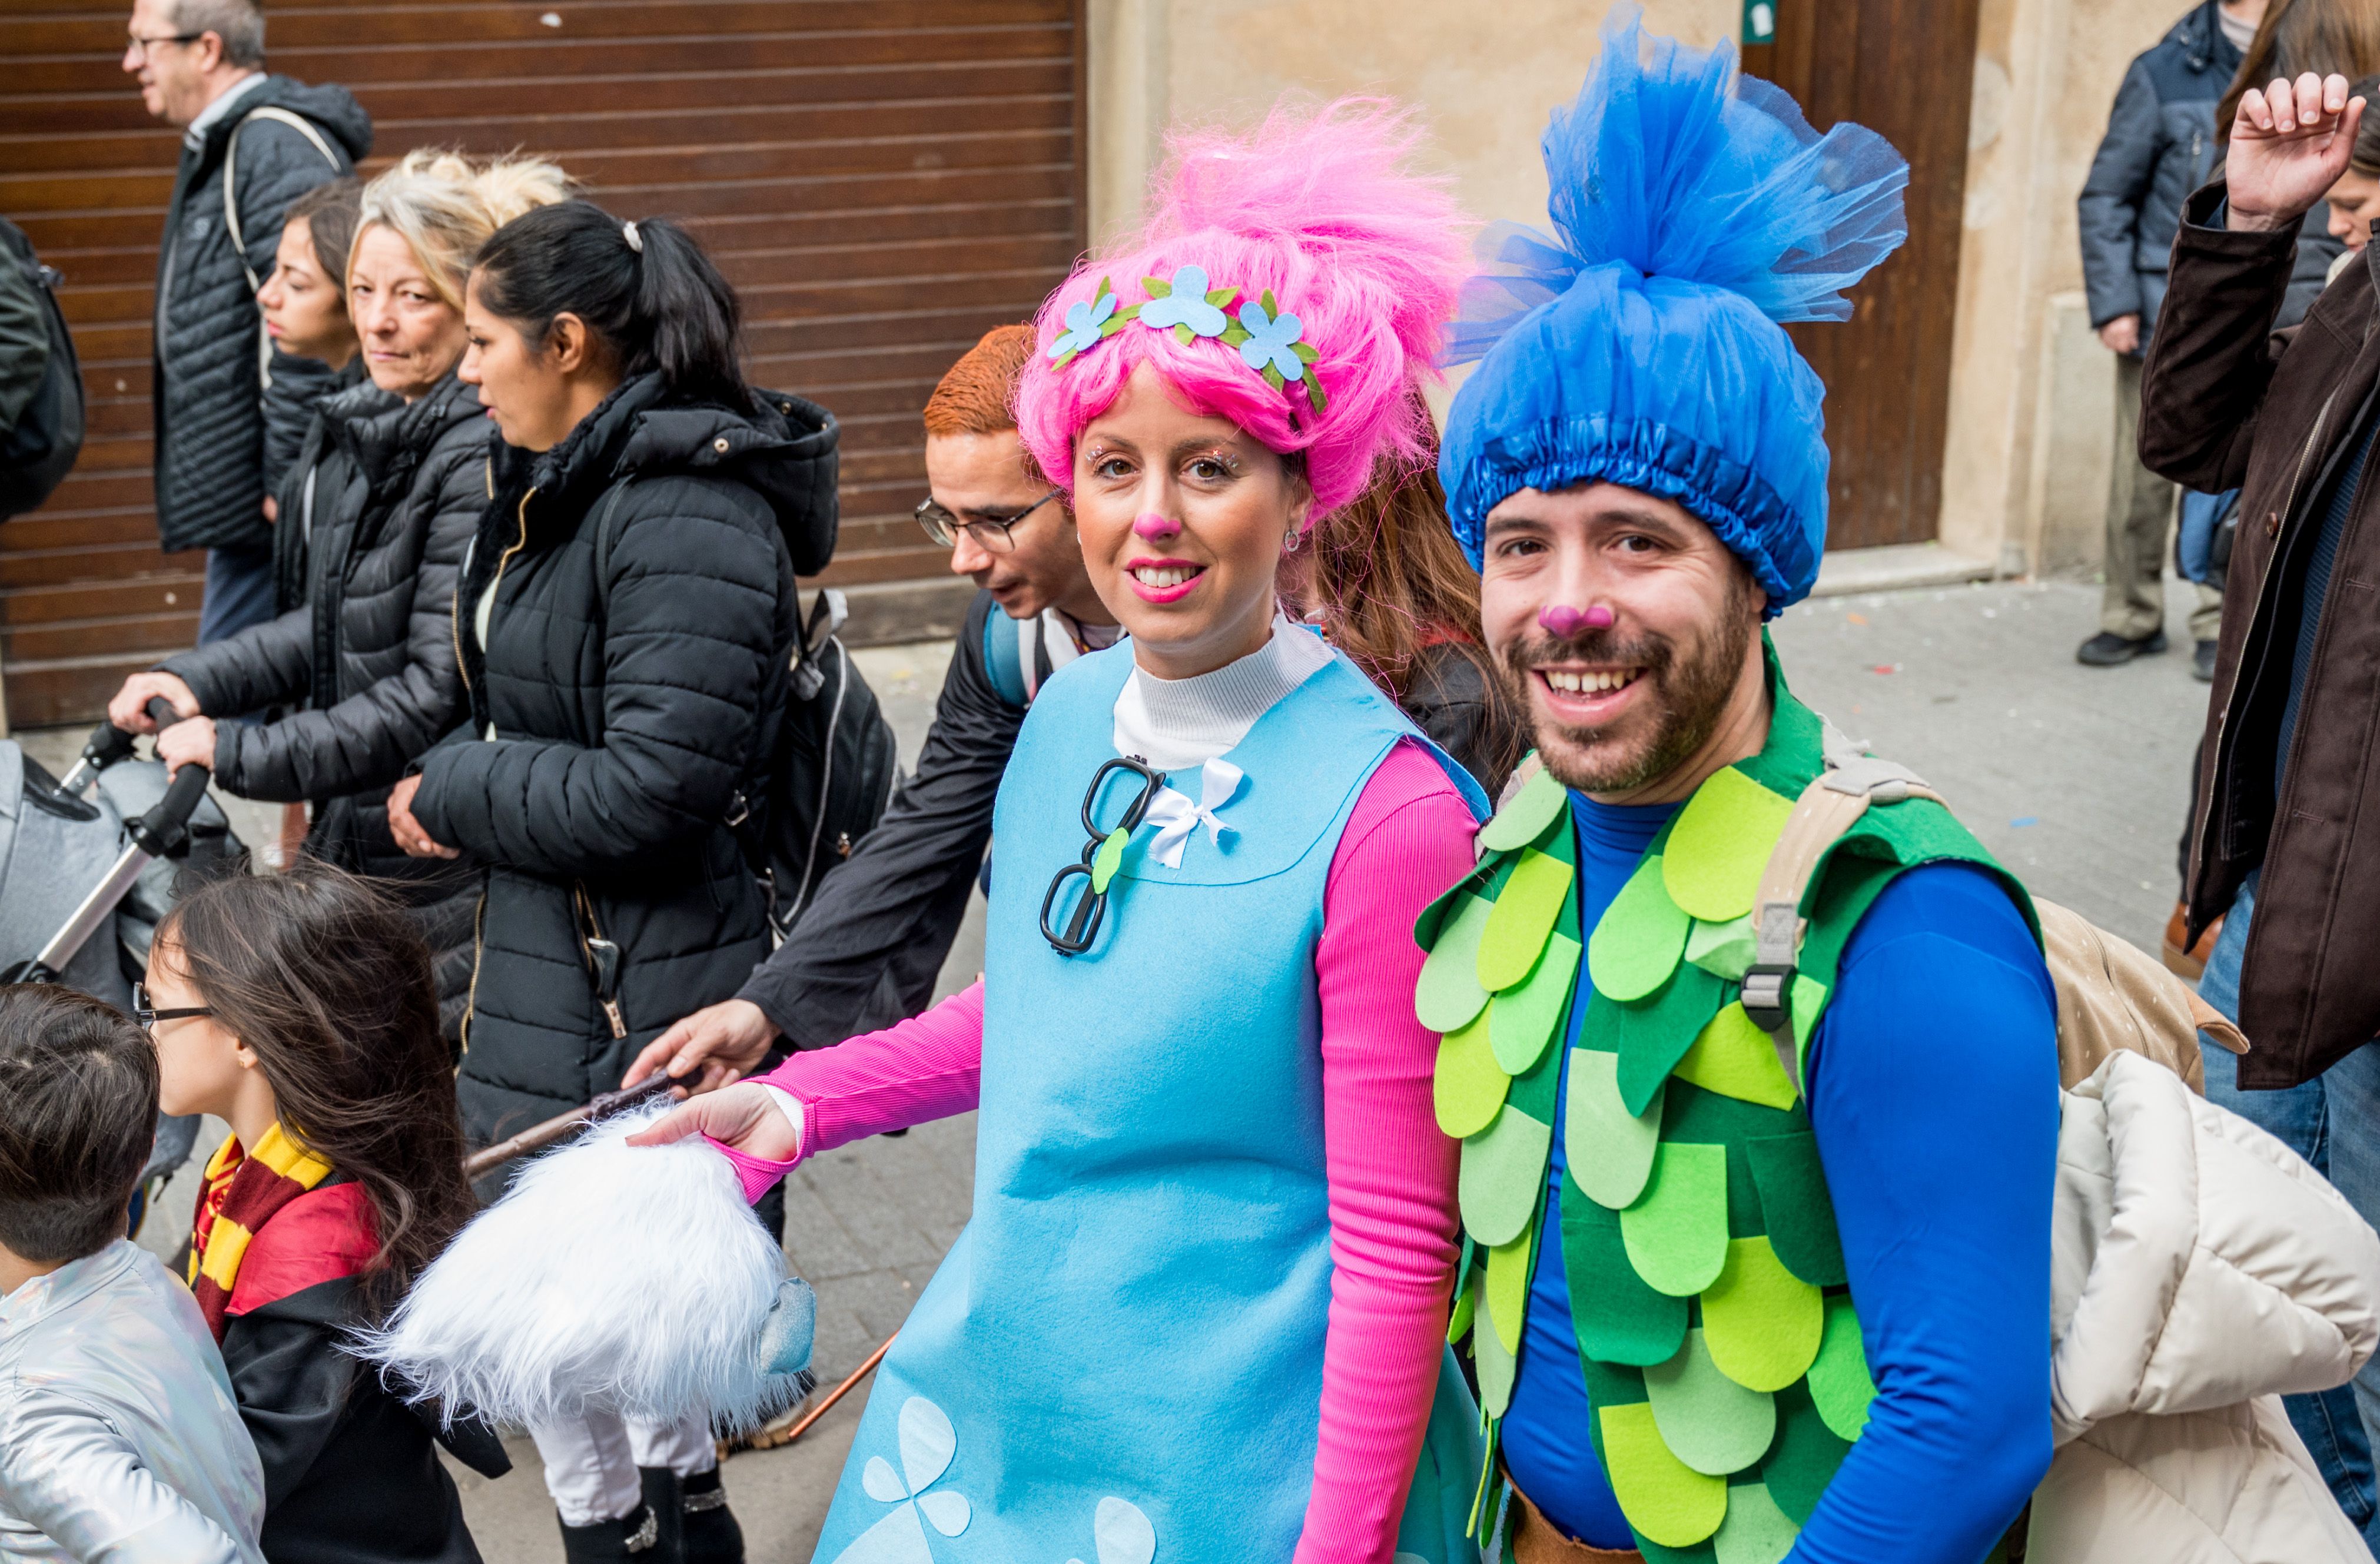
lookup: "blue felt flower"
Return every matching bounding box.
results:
[1137,265,1229,338]
[1049,287,1118,362]
[1235,300,1306,382]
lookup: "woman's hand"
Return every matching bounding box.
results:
[386,773,460,859]
[2229,73,2365,234]
[624,999,779,1096]
[155,716,217,774]
[106,672,198,734]
[625,1081,802,1161]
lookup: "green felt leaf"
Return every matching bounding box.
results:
[1263,364,1285,390]
[1474,1280,1517,1418]
[1446,1273,1476,1346]
[1433,1010,1507,1138]
[1685,915,1757,981]
[1673,1004,1799,1112]
[1490,932,1578,1076]
[1485,1219,1534,1354]
[1204,285,1236,306]
[1478,763,1568,852]
[1506,1014,1563,1122]
[1415,893,1494,1032]
[1307,377,1327,414]
[1293,340,1320,363]
[1142,275,1172,297]
[1261,287,1279,314]
[1634,1540,1721,1564]
[1090,827,1129,895]
[1106,307,1138,333]
[1589,855,1691,1002]
[1599,1401,1728,1548]
[1172,322,1194,347]
[1620,1141,1730,1297]
[1609,964,1729,1118]
[1805,1296,1876,1442]
[1643,1329,1777,1478]
[1710,1482,1799,1564]
[1701,1237,1823,1393]
[1566,1047,1664,1209]
[1413,860,1497,949]
[1760,1383,1851,1527]
[1221,325,1252,347]
[1662,768,1798,924]
[1745,1132,1845,1287]
[1790,974,1827,1082]
[1479,848,1575,992]
[1562,1183,1688,1366]
[1459,1103,1552,1247]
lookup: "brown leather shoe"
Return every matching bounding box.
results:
[2162,901,2223,981]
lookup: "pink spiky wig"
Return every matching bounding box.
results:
[1015,99,1471,522]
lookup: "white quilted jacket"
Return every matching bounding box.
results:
[2032,1051,2380,1562]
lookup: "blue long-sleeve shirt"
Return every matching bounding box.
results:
[1498,791,2059,1561]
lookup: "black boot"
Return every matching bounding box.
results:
[637,1467,686,1560]
[557,1502,665,1562]
[679,1467,746,1564]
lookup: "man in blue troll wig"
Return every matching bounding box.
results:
[1420,11,2058,1560]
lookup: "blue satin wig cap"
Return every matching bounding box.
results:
[1438,8,1910,612]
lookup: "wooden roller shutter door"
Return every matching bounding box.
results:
[0,0,1084,728]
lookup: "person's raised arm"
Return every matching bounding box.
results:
[2227,74,2365,235]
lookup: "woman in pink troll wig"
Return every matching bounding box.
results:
[640,101,1488,1564]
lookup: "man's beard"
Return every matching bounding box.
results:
[1499,583,1756,796]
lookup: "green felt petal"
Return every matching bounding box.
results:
[1479,848,1575,992]
[1433,1010,1507,1138]
[1478,763,1568,852]
[1745,1132,1845,1287]
[1662,768,1798,924]
[1634,1540,1721,1564]
[1485,1220,1535,1354]
[1673,1004,1800,1111]
[1711,1483,1799,1564]
[1701,1237,1824,1393]
[1760,1384,1851,1527]
[1805,1296,1876,1442]
[1611,964,1729,1118]
[1566,1048,1664,1209]
[1491,932,1580,1076]
[1588,855,1691,1002]
[1562,1184,1689,1366]
[1790,974,1827,1081]
[1459,1103,1552,1247]
[1599,1402,1728,1548]
[1685,915,1758,981]
[1416,894,1495,1033]
[1473,1281,1517,1417]
[1620,1141,1731,1296]
[1446,1277,1475,1346]
[1643,1329,1778,1477]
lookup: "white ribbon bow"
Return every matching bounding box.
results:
[1143,758,1244,869]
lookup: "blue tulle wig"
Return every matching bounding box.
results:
[1437,8,1908,612]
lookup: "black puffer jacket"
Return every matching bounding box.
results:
[154,76,370,554]
[272,355,370,613]
[413,374,837,1148]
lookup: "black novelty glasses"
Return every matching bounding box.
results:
[1040,757,1167,955]
[131,981,213,1031]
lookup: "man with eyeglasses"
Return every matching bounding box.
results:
[628,324,1121,1093]
[125,0,369,647]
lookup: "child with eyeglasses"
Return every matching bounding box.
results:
[0,983,266,1563]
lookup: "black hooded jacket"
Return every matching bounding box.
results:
[152,75,371,554]
[411,373,837,1148]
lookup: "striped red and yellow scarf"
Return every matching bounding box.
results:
[186,1122,333,1340]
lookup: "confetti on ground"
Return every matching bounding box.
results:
[1844,612,1869,626]
[1870,664,1900,675]
[2010,817,2039,828]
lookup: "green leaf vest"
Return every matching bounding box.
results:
[1418,653,2034,1562]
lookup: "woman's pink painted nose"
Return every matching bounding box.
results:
[1539,604,1614,637]
[1133,512,1180,540]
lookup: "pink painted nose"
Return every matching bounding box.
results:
[1539,604,1615,638]
[1133,512,1180,540]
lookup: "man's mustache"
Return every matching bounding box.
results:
[1498,627,1674,681]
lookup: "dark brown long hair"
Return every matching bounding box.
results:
[1294,452,1528,786]
[2218,0,2380,146]
[157,866,474,1312]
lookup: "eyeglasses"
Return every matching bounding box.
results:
[131,982,213,1031]
[1040,757,1167,955]
[124,32,204,61]
[914,489,1065,553]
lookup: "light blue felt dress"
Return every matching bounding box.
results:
[808,642,1488,1564]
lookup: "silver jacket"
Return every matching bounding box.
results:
[0,1241,264,1562]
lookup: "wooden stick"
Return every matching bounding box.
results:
[462,1072,682,1181]
[746,1332,897,1452]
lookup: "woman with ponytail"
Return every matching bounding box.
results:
[381,198,836,1562]
[639,104,1488,1563]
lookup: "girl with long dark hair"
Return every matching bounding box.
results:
[147,866,506,1563]
[381,198,836,1562]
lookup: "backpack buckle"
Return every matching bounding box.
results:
[724,789,751,829]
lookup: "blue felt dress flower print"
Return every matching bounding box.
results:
[1136,265,1232,342]
[827,1397,972,1563]
[1048,282,1121,367]
[1235,300,1306,382]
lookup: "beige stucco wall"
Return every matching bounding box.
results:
[1087,0,2175,574]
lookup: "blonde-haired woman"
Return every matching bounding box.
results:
[112,150,575,1040]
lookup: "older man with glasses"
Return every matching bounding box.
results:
[627,324,1121,1093]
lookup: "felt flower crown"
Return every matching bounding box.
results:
[1047,264,1327,416]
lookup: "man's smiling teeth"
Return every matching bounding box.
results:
[1133,566,1200,588]
[1544,668,1641,694]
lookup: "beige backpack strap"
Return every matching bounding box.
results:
[223,105,342,390]
[1739,725,1943,1090]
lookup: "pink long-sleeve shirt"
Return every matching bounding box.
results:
[743,740,1475,1563]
